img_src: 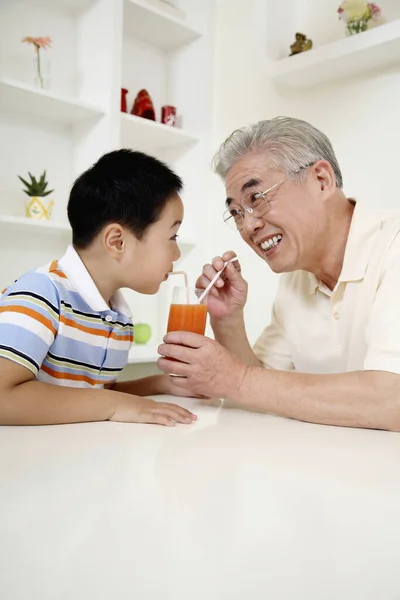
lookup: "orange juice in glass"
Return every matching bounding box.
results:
[167,287,208,335]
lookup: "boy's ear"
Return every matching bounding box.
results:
[103,223,126,255]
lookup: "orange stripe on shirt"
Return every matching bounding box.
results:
[49,260,67,279]
[60,315,132,340]
[41,364,114,387]
[0,306,57,335]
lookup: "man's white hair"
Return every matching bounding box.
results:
[212,116,343,188]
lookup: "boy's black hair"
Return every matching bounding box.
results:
[67,149,183,249]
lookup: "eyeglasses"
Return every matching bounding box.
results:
[223,165,312,232]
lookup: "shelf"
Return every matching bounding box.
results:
[0,215,197,247]
[128,342,160,364]
[0,79,106,125]
[123,0,203,51]
[0,215,71,236]
[271,20,400,89]
[120,113,199,152]
[33,0,98,14]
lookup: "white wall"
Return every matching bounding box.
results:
[208,0,282,345]
[209,0,400,345]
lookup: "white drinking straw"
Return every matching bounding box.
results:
[167,270,189,303]
[197,257,239,304]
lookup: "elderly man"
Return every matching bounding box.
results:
[158,117,400,431]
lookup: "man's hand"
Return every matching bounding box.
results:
[157,332,248,399]
[195,251,248,321]
[109,394,197,426]
[162,375,210,400]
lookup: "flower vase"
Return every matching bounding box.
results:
[346,18,369,34]
[25,197,54,220]
[33,50,51,90]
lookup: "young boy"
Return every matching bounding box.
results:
[0,149,197,427]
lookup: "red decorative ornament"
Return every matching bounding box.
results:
[161,105,176,126]
[131,89,155,120]
[121,88,128,112]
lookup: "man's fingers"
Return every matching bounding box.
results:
[158,357,191,377]
[224,260,242,280]
[158,342,195,363]
[222,250,239,263]
[196,273,219,296]
[211,256,226,272]
[161,331,206,348]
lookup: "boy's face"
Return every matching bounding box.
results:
[122,195,184,294]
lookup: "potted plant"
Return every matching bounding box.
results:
[18,171,54,220]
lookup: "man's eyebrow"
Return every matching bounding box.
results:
[170,220,182,228]
[241,178,262,193]
[225,178,262,208]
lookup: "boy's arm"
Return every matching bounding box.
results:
[111,374,168,396]
[112,374,207,399]
[0,359,196,426]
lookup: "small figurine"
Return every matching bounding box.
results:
[161,105,176,126]
[290,33,313,56]
[131,89,155,120]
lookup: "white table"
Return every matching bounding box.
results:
[1,396,400,600]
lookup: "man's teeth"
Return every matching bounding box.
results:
[261,235,282,251]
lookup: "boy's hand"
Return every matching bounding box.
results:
[109,394,197,426]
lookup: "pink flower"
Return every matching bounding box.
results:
[368,2,381,21]
[22,36,52,50]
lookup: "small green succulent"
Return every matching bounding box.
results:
[18,171,54,197]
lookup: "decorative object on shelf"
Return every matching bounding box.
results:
[18,171,54,220]
[121,88,128,112]
[289,33,313,56]
[338,1,383,35]
[131,89,156,120]
[22,36,52,90]
[134,323,152,344]
[161,105,176,126]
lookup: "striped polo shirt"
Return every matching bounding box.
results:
[0,245,134,388]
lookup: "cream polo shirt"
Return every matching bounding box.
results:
[253,201,400,375]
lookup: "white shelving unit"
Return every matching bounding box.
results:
[0,213,197,244]
[271,19,400,89]
[36,0,98,14]
[0,0,214,370]
[123,0,203,51]
[0,78,106,124]
[120,112,199,152]
[0,215,71,236]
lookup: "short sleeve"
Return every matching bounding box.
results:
[0,272,60,376]
[364,232,400,375]
[253,277,295,371]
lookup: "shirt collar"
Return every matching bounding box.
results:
[308,200,383,294]
[58,245,132,318]
[338,200,382,283]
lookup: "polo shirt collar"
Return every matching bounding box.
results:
[308,200,383,294]
[338,200,382,283]
[58,245,132,318]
